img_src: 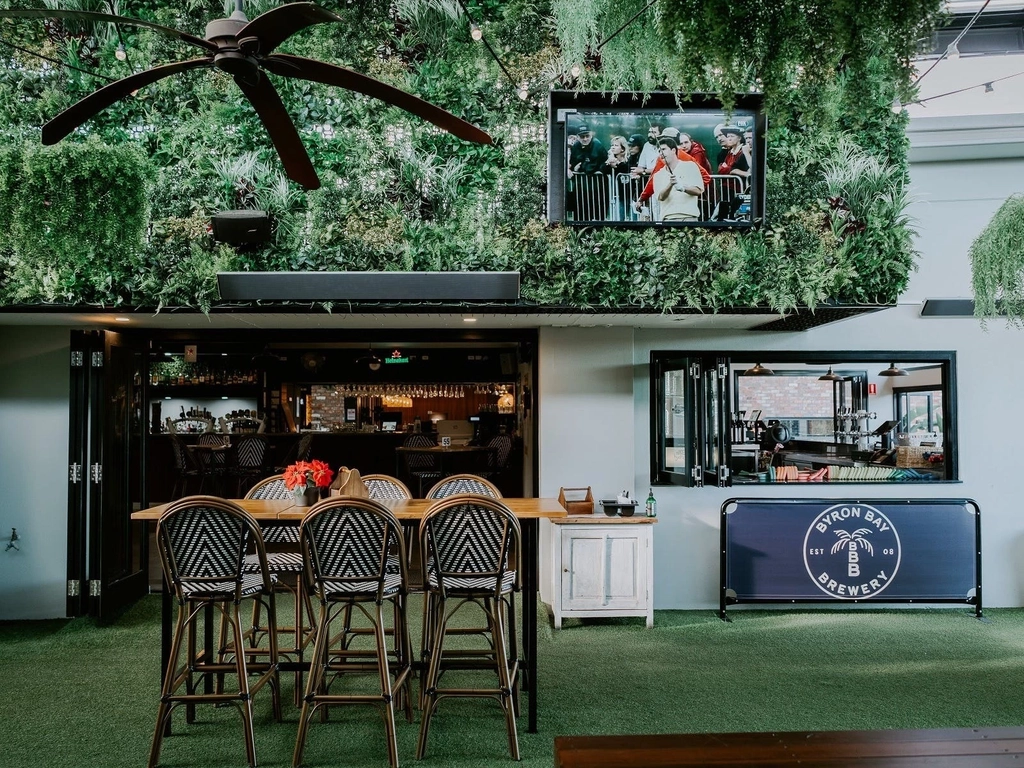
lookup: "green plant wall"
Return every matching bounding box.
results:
[0,0,943,312]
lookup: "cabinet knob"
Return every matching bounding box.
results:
[563,568,568,572]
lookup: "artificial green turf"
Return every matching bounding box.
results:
[2,598,1024,767]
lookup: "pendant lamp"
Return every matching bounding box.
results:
[878,362,908,377]
[818,366,844,381]
[743,362,774,376]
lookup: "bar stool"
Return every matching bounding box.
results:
[149,495,282,768]
[239,475,312,703]
[417,494,521,761]
[363,474,416,570]
[293,497,414,768]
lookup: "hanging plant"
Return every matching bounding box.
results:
[970,195,1024,327]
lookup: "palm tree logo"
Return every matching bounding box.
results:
[831,527,873,578]
[831,528,874,556]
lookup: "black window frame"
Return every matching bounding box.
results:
[650,350,958,487]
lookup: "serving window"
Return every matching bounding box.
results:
[651,352,957,486]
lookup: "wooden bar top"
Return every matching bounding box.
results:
[131,496,567,522]
[554,727,1024,768]
[551,515,658,525]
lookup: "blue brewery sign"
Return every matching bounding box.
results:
[722,498,980,611]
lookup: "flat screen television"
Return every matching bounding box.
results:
[547,91,766,228]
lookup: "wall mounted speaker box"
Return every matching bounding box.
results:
[211,210,271,244]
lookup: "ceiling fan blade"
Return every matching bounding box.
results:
[0,10,217,53]
[261,54,493,146]
[237,2,342,56]
[42,58,213,145]
[232,73,320,190]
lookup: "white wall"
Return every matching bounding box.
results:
[0,327,70,619]
[536,152,1024,610]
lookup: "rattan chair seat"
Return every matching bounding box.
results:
[320,571,404,596]
[244,551,304,572]
[179,572,266,598]
[426,569,515,591]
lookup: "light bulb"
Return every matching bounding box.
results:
[470,22,483,41]
[115,43,127,61]
[518,85,529,100]
[570,64,581,78]
[984,82,994,93]
[945,40,960,60]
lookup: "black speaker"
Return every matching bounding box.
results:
[211,210,271,245]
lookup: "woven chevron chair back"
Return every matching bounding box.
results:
[169,434,195,472]
[487,434,513,469]
[420,495,521,596]
[245,475,300,544]
[157,496,267,600]
[245,475,291,500]
[301,498,406,601]
[403,434,438,470]
[235,435,268,470]
[426,473,502,500]
[198,432,227,466]
[363,474,413,501]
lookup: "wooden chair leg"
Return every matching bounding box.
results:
[149,605,188,768]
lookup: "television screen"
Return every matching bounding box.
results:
[547,91,766,228]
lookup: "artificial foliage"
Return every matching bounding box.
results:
[970,194,1024,327]
[0,0,945,312]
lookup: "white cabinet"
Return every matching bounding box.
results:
[547,517,656,628]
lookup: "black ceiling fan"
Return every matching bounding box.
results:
[0,1,493,190]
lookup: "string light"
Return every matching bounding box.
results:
[914,0,991,86]
[910,68,1024,106]
[115,43,127,61]
[570,64,581,77]
[470,22,482,41]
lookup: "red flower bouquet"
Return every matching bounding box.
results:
[283,460,334,491]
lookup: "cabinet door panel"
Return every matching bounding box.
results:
[606,535,641,606]
[562,534,606,606]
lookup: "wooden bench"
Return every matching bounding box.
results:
[554,727,1024,767]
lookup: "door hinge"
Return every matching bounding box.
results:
[719,465,731,483]
[691,465,704,487]
[689,362,700,379]
[71,351,84,367]
[90,463,102,483]
[91,351,104,368]
[69,463,82,483]
[89,580,102,597]
[718,362,728,378]
[67,580,81,597]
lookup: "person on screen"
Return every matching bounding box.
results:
[634,124,661,176]
[715,125,750,220]
[568,124,609,220]
[605,135,629,170]
[651,137,704,221]
[678,132,712,176]
[742,129,754,182]
[632,128,711,218]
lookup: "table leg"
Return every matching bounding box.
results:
[521,518,538,734]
